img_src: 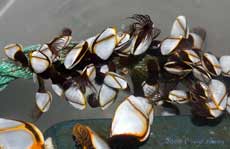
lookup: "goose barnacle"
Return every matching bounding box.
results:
[201,52,221,76]
[4,43,28,66]
[110,95,154,148]
[64,41,89,69]
[72,124,110,149]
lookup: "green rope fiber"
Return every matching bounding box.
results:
[0,44,41,91]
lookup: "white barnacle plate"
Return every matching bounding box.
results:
[35,91,52,113]
[142,81,159,98]
[202,53,221,76]
[226,96,230,114]
[130,34,152,56]
[219,55,230,77]
[49,35,72,52]
[91,27,117,60]
[206,79,227,112]
[51,84,64,97]
[0,118,44,149]
[64,41,88,69]
[168,90,189,104]
[189,32,204,50]
[38,44,53,62]
[82,64,96,81]
[192,65,212,83]
[98,84,118,110]
[160,37,182,55]
[64,85,86,110]
[164,61,192,75]
[170,15,189,38]
[104,72,128,89]
[111,95,153,142]
[29,50,51,74]
[4,43,23,60]
[179,49,201,65]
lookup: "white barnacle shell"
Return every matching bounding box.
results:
[91,27,117,60]
[170,15,189,39]
[142,81,159,99]
[64,41,89,69]
[35,91,52,113]
[115,32,130,48]
[110,95,154,142]
[168,90,189,104]
[226,96,230,114]
[100,64,109,74]
[39,44,53,62]
[130,34,152,56]
[4,43,23,60]
[98,84,117,110]
[219,55,230,77]
[104,72,128,90]
[29,50,51,74]
[202,53,221,76]
[51,84,64,97]
[64,85,86,110]
[207,79,227,112]
[49,35,72,52]
[164,61,192,75]
[81,64,96,81]
[189,32,204,50]
[44,137,55,149]
[160,37,182,55]
[192,65,212,83]
[73,124,110,149]
[179,49,201,65]
[115,32,131,57]
[0,118,44,149]
[85,35,97,52]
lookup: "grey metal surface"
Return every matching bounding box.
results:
[0,0,230,130]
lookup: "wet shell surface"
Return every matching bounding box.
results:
[64,85,86,110]
[35,91,52,113]
[3,43,23,60]
[98,84,118,110]
[104,72,128,90]
[202,53,221,76]
[164,61,192,76]
[189,32,203,50]
[29,50,51,74]
[142,81,159,99]
[219,55,230,77]
[38,44,54,62]
[130,34,152,56]
[190,79,227,118]
[160,37,182,55]
[64,41,88,69]
[170,15,189,38]
[192,65,212,83]
[168,90,189,104]
[82,64,96,81]
[49,35,72,52]
[226,97,230,114]
[51,84,64,97]
[111,95,154,142]
[91,27,117,60]
[0,118,44,149]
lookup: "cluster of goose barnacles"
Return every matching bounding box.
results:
[1,14,230,148]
